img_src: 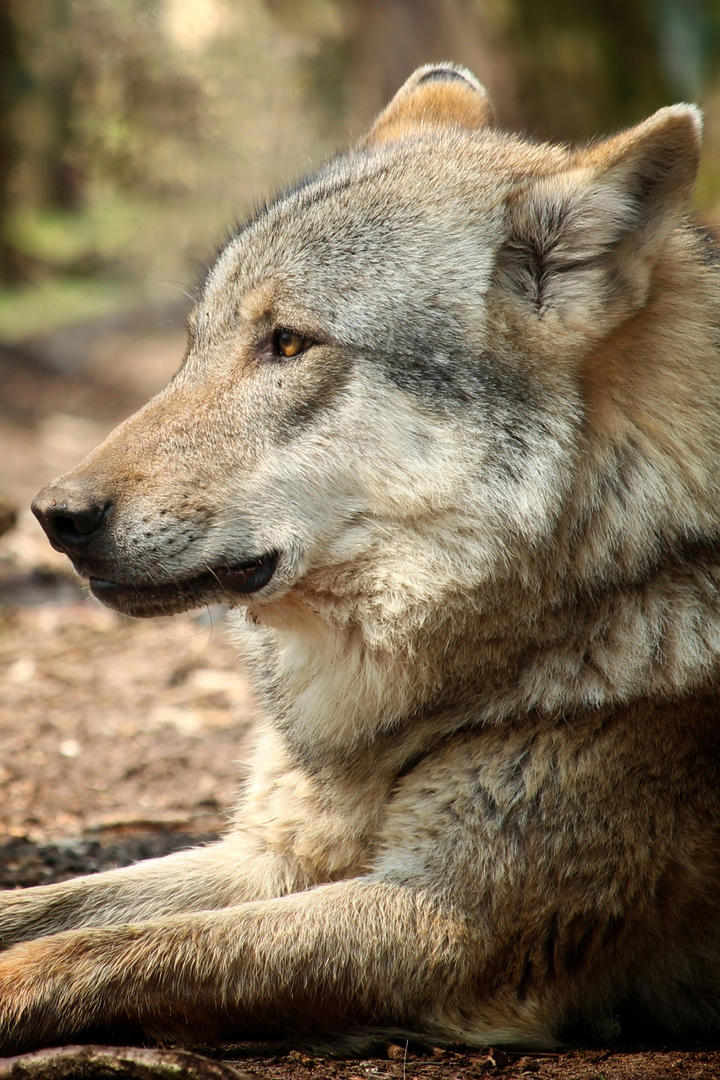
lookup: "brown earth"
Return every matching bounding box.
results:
[1,310,719,1079]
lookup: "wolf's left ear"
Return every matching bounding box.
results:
[498,105,702,333]
[364,63,495,146]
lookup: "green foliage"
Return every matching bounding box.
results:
[0,276,138,338]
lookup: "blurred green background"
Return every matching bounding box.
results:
[1,0,719,340]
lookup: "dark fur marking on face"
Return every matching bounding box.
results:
[374,345,542,477]
[276,355,354,441]
[376,345,534,412]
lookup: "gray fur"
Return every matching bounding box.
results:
[4,67,719,1054]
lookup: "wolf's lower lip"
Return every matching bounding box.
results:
[212,553,278,593]
[87,552,279,613]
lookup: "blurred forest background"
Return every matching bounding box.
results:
[1,0,720,340]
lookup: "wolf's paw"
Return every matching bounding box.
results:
[0,939,56,1052]
[0,935,84,1052]
[0,931,114,1053]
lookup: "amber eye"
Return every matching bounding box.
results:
[273,328,310,359]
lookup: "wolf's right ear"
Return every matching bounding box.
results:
[364,63,495,146]
[496,104,702,340]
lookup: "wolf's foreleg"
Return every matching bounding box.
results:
[0,877,489,1053]
[0,836,307,948]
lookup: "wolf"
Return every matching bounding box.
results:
[1,62,719,1053]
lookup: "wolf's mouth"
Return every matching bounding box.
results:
[87,552,279,617]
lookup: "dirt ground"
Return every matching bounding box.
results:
[1,310,720,1079]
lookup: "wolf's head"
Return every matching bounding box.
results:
[33,64,706,638]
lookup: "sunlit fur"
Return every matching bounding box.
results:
[4,64,720,1054]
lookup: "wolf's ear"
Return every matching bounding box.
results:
[365,63,494,146]
[498,105,702,333]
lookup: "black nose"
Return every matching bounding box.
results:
[32,485,113,554]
